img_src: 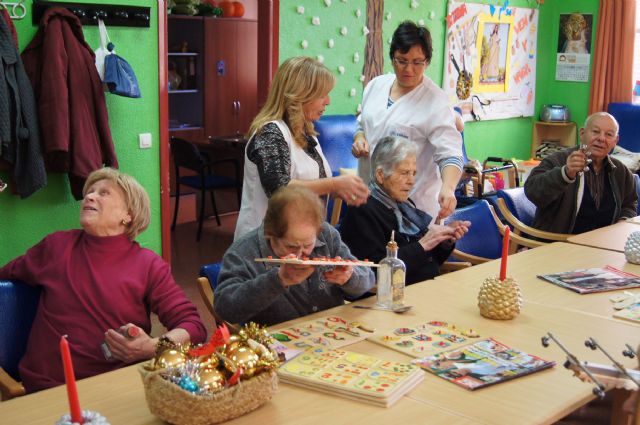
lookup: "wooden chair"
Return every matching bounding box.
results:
[446,200,543,265]
[495,188,571,252]
[0,280,40,400]
[196,263,223,324]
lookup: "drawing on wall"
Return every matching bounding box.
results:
[555,13,592,83]
[444,1,538,121]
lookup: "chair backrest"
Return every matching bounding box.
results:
[197,262,223,323]
[446,200,504,260]
[199,262,222,292]
[607,103,640,152]
[496,187,536,227]
[314,115,359,176]
[0,280,40,381]
[170,137,207,174]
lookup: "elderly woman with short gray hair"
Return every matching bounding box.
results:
[341,137,470,285]
[0,167,206,393]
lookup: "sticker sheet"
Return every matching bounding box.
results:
[269,316,372,360]
[367,320,482,358]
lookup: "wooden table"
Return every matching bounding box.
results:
[2,250,637,425]
[336,285,637,425]
[435,242,640,323]
[567,221,640,252]
[0,357,474,425]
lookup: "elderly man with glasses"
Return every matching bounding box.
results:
[215,186,375,326]
[352,20,463,222]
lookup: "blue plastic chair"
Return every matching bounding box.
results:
[197,263,222,322]
[314,115,359,175]
[494,187,570,249]
[199,263,222,292]
[0,280,40,399]
[496,187,536,227]
[314,114,359,226]
[607,103,640,152]
[445,200,505,264]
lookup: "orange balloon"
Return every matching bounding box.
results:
[232,1,245,17]
[219,0,235,17]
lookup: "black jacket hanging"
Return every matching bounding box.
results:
[0,16,47,198]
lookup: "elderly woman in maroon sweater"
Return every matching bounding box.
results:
[0,168,207,393]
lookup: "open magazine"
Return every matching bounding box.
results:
[537,266,640,294]
[412,338,555,390]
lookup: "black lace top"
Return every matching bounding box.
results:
[246,122,328,197]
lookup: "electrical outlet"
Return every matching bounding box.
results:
[139,133,152,149]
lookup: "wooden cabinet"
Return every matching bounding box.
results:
[168,16,205,141]
[168,16,256,216]
[204,19,258,137]
[168,16,258,141]
[531,121,577,159]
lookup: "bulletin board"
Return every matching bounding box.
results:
[444,1,539,121]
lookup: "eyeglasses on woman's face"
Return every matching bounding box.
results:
[392,57,428,68]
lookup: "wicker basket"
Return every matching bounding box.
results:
[138,366,278,425]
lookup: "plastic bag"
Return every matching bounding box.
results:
[104,50,142,98]
[95,19,141,98]
[94,19,113,81]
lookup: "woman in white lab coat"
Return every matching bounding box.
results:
[352,21,463,221]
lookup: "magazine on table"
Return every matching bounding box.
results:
[537,266,640,294]
[412,338,555,390]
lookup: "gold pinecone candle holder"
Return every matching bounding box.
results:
[478,276,523,320]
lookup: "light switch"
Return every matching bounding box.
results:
[139,133,152,149]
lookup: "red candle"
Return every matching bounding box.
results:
[60,335,83,424]
[500,226,510,281]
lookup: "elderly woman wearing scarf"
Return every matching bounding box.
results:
[341,137,470,285]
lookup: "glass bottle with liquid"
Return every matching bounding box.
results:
[376,231,406,309]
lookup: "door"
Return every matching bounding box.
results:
[204,19,258,138]
[236,21,258,136]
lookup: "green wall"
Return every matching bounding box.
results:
[0,1,161,265]
[279,0,598,161]
[535,0,599,131]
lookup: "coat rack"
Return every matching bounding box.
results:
[32,1,150,28]
[0,1,26,19]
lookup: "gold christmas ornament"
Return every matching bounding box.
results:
[477,276,523,320]
[223,334,242,356]
[196,354,219,370]
[197,367,226,393]
[152,349,187,370]
[228,345,260,379]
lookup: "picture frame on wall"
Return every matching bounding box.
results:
[473,13,514,94]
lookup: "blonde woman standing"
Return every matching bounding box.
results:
[234,57,369,240]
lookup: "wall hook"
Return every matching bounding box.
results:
[33,1,151,28]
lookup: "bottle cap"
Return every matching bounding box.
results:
[387,230,398,250]
[125,327,140,338]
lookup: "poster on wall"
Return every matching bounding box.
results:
[555,13,592,82]
[444,1,539,121]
